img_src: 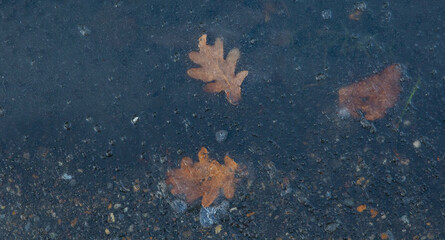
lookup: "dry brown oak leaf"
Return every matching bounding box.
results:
[187,34,248,105]
[165,147,239,207]
[338,64,402,121]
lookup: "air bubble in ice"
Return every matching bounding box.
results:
[215,130,228,143]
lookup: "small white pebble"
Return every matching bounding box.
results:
[403,120,411,127]
[61,173,73,180]
[131,116,139,125]
[337,107,350,119]
[321,9,332,20]
[77,25,91,36]
[215,130,228,143]
[413,140,421,148]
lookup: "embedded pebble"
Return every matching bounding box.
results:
[325,222,340,233]
[77,25,91,36]
[199,201,229,227]
[169,199,187,213]
[321,9,332,19]
[215,130,228,143]
[400,215,410,225]
[131,115,139,125]
[61,173,73,180]
[200,206,218,227]
[344,198,355,208]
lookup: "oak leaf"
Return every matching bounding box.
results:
[338,64,402,121]
[187,34,248,105]
[165,147,239,207]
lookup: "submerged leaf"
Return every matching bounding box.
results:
[166,147,239,207]
[187,34,248,105]
[338,64,402,121]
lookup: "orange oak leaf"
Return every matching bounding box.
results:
[187,34,248,105]
[165,147,239,207]
[338,64,402,121]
